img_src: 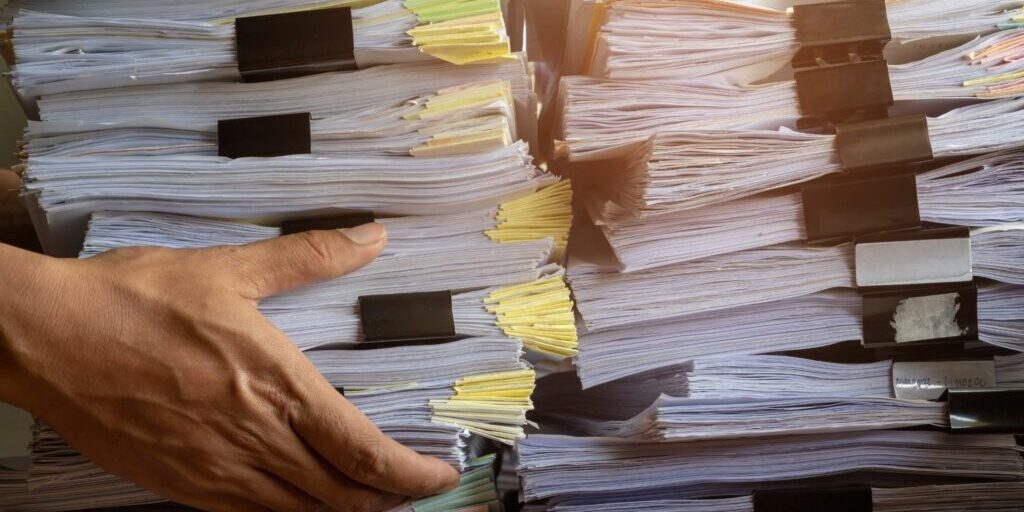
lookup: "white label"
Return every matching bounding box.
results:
[855,237,972,287]
[890,292,969,343]
[892,361,995,400]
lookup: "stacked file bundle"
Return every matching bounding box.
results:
[2,0,516,99]
[515,0,1024,510]
[2,447,506,512]
[6,0,1024,510]
[1,1,580,510]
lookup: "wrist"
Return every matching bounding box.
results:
[0,243,63,410]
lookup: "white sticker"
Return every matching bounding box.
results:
[855,237,972,288]
[890,292,969,343]
[892,360,995,400]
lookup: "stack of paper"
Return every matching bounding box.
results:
[85,180,572,257]
[511,2,1024,510]
[537,352,1024,432]
[26,80,522,159]
[585,0,1022,83]
[570,99,1024,237]
[1,441,504,512]
[549,395,951,441]
[591,149,1024,271]
[6,306,544,508]
[5,0,513,98]
[685,353,1024,399]
[23,141,553,256]
[1,4,563,506]
[31,56,533,125]
[18,55,553,256]
[3,0,425,21]
[559,29,1024,155]
[80,209,575,354]
[517,431,1024,502]
[575,283,1024,388]
[543,482,1024,512]
[569,229,1024,330]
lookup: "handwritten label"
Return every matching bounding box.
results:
[892,360,995,400]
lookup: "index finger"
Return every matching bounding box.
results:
[290,374,460,498]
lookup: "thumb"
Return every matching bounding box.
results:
[225,223,387,299]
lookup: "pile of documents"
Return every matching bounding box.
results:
[6,0,1024,510]
[513,0,1024,509]
[2,444,504,512]
[583,0,1023,82]
[4,0,514,98]
[1,1,574,509]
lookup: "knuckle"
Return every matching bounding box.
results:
[348,440,391,484]
[293,231,336,268]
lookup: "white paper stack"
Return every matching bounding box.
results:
[543,482,1024,512]
[17,55,555,257]
[3,328,537,509]
[1,439,504,512]
[515,2,1024,510]
[569,228,1024,330]
[78,196,578,355]
[32,56,533,125]
[685,353,1024,399]
[25,80,522,159]
[23,142,555,256]
[592,149,1024,271]
[554,395,950,441]
[1,7,563,507]
[585,0,1023,83]
[558,29,1024,156]
[5,0,515,98]
[517,431,1024,502]
[81,181,572,258]
[570,99,1024,238]
[575,283,1024,388]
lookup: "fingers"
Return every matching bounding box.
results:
[223,223,387,299]
[235,469,332,512]
[291,379,460,498]
[183,494,275,512]
[262,437,408,512]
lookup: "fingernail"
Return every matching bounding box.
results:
[341,223,386,245]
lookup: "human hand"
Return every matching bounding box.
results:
[0,224,460,511]
[0,168,28,224]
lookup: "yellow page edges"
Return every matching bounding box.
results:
[431,369,536,444]
[487,180,573,258]
[406,80,514,121]
[405,80,515,155]
[406,0,502,24]
[484,274,578,358]
[411,116,512,157]
[409,11,511,65]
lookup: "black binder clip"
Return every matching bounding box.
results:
[791,0,891,68]
[358,291,458,344]
[235,7,357,82]
[835,114,933,172]
[754,486,873,512]
[802,172,920,243]
[940,389,1024,434]
[795,60,893,130]
[218,113,312,158]
[861,282,978,349]
[280,212,376,235]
